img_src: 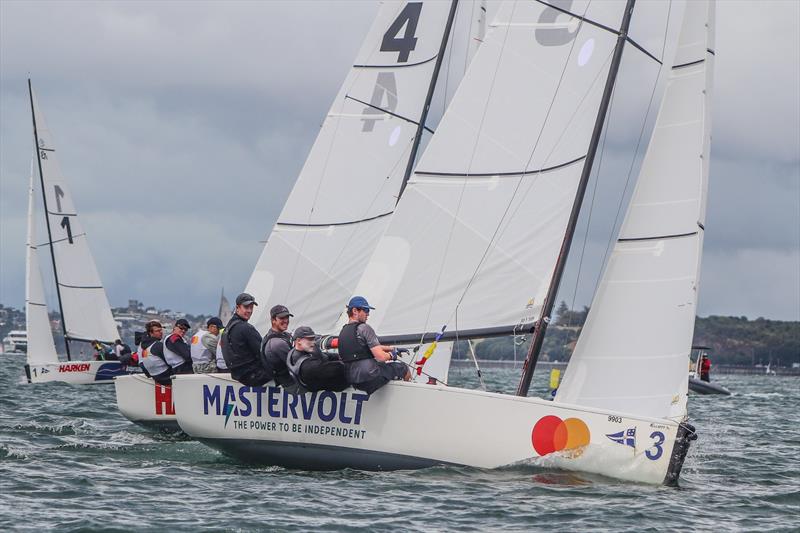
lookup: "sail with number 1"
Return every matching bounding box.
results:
[173,0,710,485]
[24,80,136,385]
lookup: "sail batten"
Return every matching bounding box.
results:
[556,0,715,420]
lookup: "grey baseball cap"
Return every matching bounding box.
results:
[235,293,258,306]
[293,326,316,340]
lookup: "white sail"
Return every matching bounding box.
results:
[218,289,233,325]
[244,1,454,334]
[30,88,120,344]
[555,0,715,420]
[352,1,655,339]
[26,162,59,364]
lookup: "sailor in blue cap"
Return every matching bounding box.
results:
[337,296,410,394]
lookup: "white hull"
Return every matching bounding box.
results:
[25,359,138,385]
[172,374,694,485]
[114,374,179,430]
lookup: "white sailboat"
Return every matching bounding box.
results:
[171,0,712,485]
[115,0,461,428]
[24,80,136,385]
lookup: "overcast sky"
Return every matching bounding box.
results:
[1,0,798,322]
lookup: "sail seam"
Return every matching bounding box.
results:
[672,58,705,70]
[58,283,104,289]
[47,210,77,217]
[343,96,434,133]
[618,231,698,242]
[353,55,437,69]
[414,155,587,178]
[276,210,393,228]
[27,302,48,307]
[39,148,55,152]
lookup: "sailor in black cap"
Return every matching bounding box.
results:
[222,293,272,386]
[260,305,295,388]
[338,296,410,394]
[286,326,348,393]
[163,318,194,374]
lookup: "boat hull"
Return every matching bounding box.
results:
[115,374,179,431]
[173,374,690,485]
[25,360,138,385]
[688,377,731,395]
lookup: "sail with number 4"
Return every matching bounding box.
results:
[29,83,119,346]
[244,1,457,335]
[556,0,715,420]
[25,162,59,364]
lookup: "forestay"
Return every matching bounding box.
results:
[555,0,715,420]
[353,1,635,340]
[26,164,58,364]
[245,1,454,334]
[30,89,119,344]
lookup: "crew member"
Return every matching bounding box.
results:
[222,293,271,386]
[216,329,228,373]
[191,317,223,373]
[139,320,171,384]
[700,354,712,382]
[114,339,134,366]
[287,326,348,392]
[137,320,163,363]
[338,296,410,394]
[163,318,194,374]
[261,305,294,388]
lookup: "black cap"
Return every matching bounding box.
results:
[292,326,316,341]
[207,317,223,328]
[175,318,191,330]
[270,305,294,319]
[235,292,258,306]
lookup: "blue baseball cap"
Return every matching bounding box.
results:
[347,296,375,310]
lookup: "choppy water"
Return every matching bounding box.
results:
[1,353,797,532]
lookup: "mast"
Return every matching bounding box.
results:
[516,0,637,396]
[397,0,460,202]
[28,78,72,360]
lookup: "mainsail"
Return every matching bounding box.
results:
[244,1,456,334]
[25,162,58,364]
[555,0,715,420]
[29,83,120,346]
[352,1,666,342]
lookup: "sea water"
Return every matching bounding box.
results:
[0,353,797,531]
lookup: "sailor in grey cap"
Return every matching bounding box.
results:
[286,326,348,393]
[221,293,272,386]
[260,304,295,389]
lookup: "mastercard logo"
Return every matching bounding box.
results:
[532,415,591,457]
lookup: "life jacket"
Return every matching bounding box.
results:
[163,334,189,368]
[338,322,373,363]
[285,348,311,393]
[190,329,216,364]
[261,329,292,382]
[216,328,228,370]
[141,340,170,376]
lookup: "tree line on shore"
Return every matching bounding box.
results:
[453,302,800,368]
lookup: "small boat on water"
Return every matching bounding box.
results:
[23,81,138,385]
[688,346,731,395]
